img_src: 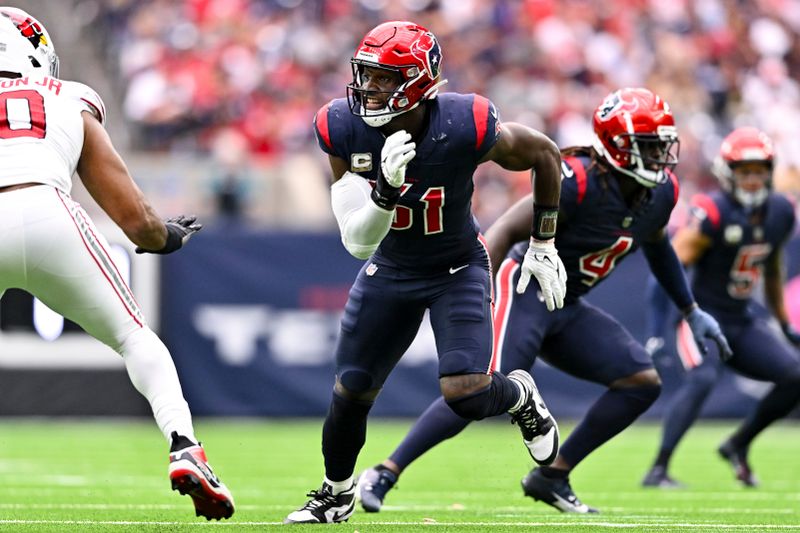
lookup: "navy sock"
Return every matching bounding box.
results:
[729,381,800,449]
[655,362,719,467]
[389,396,471,471]
[322,391,373,482]
[487,371,523,415]
[560,385,660,468]
[445,372,520,420]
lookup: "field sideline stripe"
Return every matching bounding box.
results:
[0,520,800,529]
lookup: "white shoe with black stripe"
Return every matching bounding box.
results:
[284,482,355,524]
[507,369,560,465]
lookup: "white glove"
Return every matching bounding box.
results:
[381,130,416,187]
[516,238,567,311]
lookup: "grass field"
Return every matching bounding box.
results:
[0,419,798,531]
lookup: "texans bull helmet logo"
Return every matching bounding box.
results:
[410,31,442,80]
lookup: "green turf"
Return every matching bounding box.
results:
[0,419,798,531]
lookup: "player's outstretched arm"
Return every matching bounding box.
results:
[481,122,561,205]
[77,112,197,253]
[484,193,535,272]
[482,123,565,310]
[641,227,732,360]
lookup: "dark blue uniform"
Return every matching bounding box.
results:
[673,191,798,382]
[650,190,800,477]
[494,153,679,383]
[314,94,502,388]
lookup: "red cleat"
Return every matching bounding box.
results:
[169,433,235,520]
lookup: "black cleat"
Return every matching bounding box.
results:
[641,465,686,489]
[718,440,758,487]
[357,466,398,513]
[522,467,599,514]
[507,370,560,465]
[169,432,234,520]
[284,482,355,524]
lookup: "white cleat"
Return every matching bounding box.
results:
[508,369,560,465]
[284,482,355,524]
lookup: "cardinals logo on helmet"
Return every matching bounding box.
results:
[1,12,47,49]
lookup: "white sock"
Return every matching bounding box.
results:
[324,476,354,494]
[118,327,197,444]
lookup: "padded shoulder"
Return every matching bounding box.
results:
[690,193,722,232]
[62,80,106,126]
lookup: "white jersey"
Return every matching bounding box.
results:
[0,73,105,193]
[0,72,200,453]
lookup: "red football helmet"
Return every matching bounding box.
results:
[347,21,447,127]
[713,127,774,209]
[0,7,59,77]
[592,88,679,187]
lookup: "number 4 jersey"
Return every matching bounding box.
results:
[0,72,105,193]
[314,93,500,272]
[508,152,680,305]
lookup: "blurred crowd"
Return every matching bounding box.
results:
[90,0,800,227]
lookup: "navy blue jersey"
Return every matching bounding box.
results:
[314,93,501,272]
[509,154,679,303]
[688,191,796,320]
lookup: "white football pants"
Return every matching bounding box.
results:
[0,185,195,442]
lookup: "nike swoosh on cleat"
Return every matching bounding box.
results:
[552,492,589,513]
[449,264,469,274]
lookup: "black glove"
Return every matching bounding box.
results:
[135,215,202,254]
[782,322,800,347]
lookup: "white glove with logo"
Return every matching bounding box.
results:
[516,238,567,311]
[381,130,416,187]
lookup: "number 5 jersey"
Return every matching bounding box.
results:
[686,190,795,321]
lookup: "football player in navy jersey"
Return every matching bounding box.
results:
[642,127,800,488]
[357,88,732,514]
[285,21,567,524]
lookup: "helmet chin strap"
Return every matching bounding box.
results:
[361,105,401,127]
[360,79,448,128]
[593,137,663,188]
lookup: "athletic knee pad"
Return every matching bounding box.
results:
[338,368,376,395]
[446,385,493,421]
